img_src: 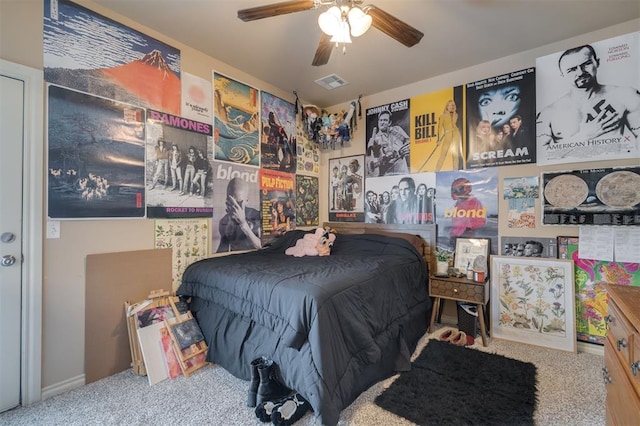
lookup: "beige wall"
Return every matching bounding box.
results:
[1,0,638,394]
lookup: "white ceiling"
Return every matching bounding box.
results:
[90,0,639,108]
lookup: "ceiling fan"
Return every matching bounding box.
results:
[237,0,424,66]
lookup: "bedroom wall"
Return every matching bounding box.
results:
[1,0,637,397]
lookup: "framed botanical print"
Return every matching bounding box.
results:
[490,255,576,353]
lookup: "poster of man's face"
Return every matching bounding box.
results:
[466,68,536,168]
[364,100,411,178]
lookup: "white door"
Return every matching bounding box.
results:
[0,73,24,412]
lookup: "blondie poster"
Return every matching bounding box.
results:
[410,87,465,172]
[435,168,499,254]
[44,0,181,114]
[536,32,640,165]
[260,92,297,173]
[365,100,410,177]
[542,166,640,226]
[466,68,536,168]
[145,111,214,218]
[329,155,364,222]
[213,72,260,166]
[47,85,146,219]
[260,169,296,245]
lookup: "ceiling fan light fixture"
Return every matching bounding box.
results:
[347,6,372,37]
[330,20,352,44]
[318,6,342,36]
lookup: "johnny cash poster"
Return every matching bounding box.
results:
[365,100,411,178]
[466,68,536,168]
[536,32,640,165]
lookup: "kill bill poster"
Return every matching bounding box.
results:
[44,0,181,114]
[47,84,146,219]
[536,32,640,166]
[466,68,536,168]
[295,175,319,227]
[365,100,411,178]
[260,92,297,173]
[410,86,465,173]
[145,110,214,218]
[213,72,260,166]
[542,166,640,226]
[329,155,365,222]
[260,169,296,245]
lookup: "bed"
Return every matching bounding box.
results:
[177,222,435,425]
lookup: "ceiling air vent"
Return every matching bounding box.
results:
[314,73,349,90]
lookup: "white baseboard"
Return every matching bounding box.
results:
[40,374,85,401]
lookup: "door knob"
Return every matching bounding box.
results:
[1,232,16,243]
[1,255,16,266]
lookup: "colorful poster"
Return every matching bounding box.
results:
[466,68,536,168]
[260,92,297,173]
[213,72,260,166]
[146,111,214,218]
[43,0,181,114]
[211,162,261,253]
[260,169,296,244]
[410,87,465,172]
[295,175,319,227]
[542,166,640,226]
[435,168,499,254]
[365,100,410,177]
[295,118,320,175]
[47,85,146,219]
[154,219,209,291]
[503,176,539,228]
[364,172,436,224]
[328,155,364,222]
[181,72,213,123]
[536,32,640,165]
[558,236,640,345]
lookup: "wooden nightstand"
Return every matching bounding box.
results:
[429,274,490,346]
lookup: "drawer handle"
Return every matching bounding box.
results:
[604,315,613,324]
[632,361,640,376]
[603,375,612,384]
[453,288,459,294]
[617,338,628,351]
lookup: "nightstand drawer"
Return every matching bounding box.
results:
[430,278,486,303]
[607,300,634,366]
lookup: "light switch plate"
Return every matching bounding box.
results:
[47,221,60,239]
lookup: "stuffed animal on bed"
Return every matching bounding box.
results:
[285,228,336,257]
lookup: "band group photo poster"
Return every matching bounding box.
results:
[260,92,297,173]
[47,85,146,219]
[145,111,214,218]
[365,100,411,178]
[410,86,465,173]
[329,155,364,222]
[536,31,640,165]
[466,68,536,168]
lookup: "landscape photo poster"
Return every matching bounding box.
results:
[365,100,411,178]
[260,92,297,173]
[410,86,465,173]
[146,110,214,218]
[536,32,640,165]
[260,169,296,244]
[181,72,213,123]
[542,166,640,226]
[466,68,536,168]
[44,0,181,114]
[328,155,364,222]
[557,236,640,345]
[295,175,319,227]
[47,84,146,219]
[213,72,260,166]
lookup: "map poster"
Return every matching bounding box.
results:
[542,166,640,226]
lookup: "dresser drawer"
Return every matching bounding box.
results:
[604,342,640,426]
[429,278,486,303]
[607,300,634,366]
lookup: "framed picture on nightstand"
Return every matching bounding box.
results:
[454,237,490,273]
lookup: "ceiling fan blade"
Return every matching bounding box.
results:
[312,33,333,66]
[367,6,424,48]
[238,0,316,22]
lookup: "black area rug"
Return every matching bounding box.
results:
[374,339,537,426]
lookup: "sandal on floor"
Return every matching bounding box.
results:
[449,331,468,346]
[438,329,454,341]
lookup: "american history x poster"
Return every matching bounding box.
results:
[44,0,181,115]
[542,166,640,226]
[213,72,260,166]
[365,100,411,178]
[410,86,465,173]
[145,110,214,218]
[364,172,436,225]
[211,163,261,254]
[435,168,499,255]
[466,68,536,168]
[260,169,296,245]
[47,84,146,219]
[295,175,319,227]
[536,32,640,165]
[261,92,297,173]
[329,155,364,222]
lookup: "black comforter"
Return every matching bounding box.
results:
[177,230,430,425]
